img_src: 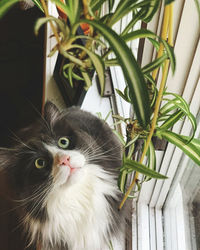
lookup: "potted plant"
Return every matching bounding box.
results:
[0,0,200,211]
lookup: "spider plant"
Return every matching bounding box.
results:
[0,0,200,209]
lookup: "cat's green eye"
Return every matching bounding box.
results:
[58,137,70,149]
[35,158,47,169]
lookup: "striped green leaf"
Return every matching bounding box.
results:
[121,158,167,179]
[112,130,126,146]
[104,58,118,67]
[50,0,72,24]
[34,16,67,37]
[157,130,200,166]
[142,53,168,74]
[165,0,175,5]
[79,19,150,128]
[118,169,128,193]
[122,29,157,42]
[121,10,146,36]
[161,39,176,73]
[90,0,108,12]
[159,110,184,130]
[63,64,84,82]
[144,141,156,181]
[142,0,161,23]
[32,0,44,12]
[115,88,131,103]
[161,93,197,140]
[0,0,19,18]
[70,44,105,95]
[80,70,92,90]
[68,0,81,25]
[194,0,200,23]
[108,0,150,27]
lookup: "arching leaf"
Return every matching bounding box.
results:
[77,19,151,128]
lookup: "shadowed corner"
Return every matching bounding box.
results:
[0,4,44,250]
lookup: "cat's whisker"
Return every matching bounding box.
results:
[14,179,52,203]
[12,181,53,233]
[25,98,51,133]
[8,130,33,151]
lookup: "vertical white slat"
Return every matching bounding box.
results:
[137,203,150,250]
[166,0,200,95]
[155,208,164,250]
[149,207,157,250]
[45,2,66,109]
[164,184,188,250]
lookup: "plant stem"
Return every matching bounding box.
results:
[119,2,174,210]
[40,0,60,45]
[152,4,170,80]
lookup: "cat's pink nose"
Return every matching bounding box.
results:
[59,155,70,166]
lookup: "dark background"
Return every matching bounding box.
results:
[0,4,44,249]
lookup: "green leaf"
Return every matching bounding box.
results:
[148,37,160,51]
[147,141,156,170]
[142,53,168,74]
[80,19,151,128]
[68,0,81,25]
[194,0,200,24]
[121,10,146,36]
[32,0,44,12]
[125,135,140,148]
[68,64,73,87]
[159,110,184,130]
[144,141,156,181]
[122,158,167,179]
[164,93,190,113]
[90,0,108,12]
[108,0,150,27]
[161,39,176,73]
[115,89,130,103]
[104,58,118,67]
[108,0,115,12]
[34,16,67,37]
[0,0,19,18]
[63,63,84,82]
[70,44,105,95]
[165,0,175,5]
[112,130,126,146]
[157,130,200,166]
[60,47,86,67]
[50,0,73,24]
[122,29,157,42]
[142,0,161,23]
[161,93,197,141]
[80,70,92,90]
[118,170,128,193]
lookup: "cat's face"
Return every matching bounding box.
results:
[0,102,122,224]
[3,107,95,191]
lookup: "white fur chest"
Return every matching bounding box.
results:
[40,164,119,250]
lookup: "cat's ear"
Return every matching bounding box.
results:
[44,101,61,125]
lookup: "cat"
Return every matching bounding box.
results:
[0,102,126,250]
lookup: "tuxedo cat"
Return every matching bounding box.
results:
[0,102,125,250]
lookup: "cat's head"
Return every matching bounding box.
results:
[0,102,121,201]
